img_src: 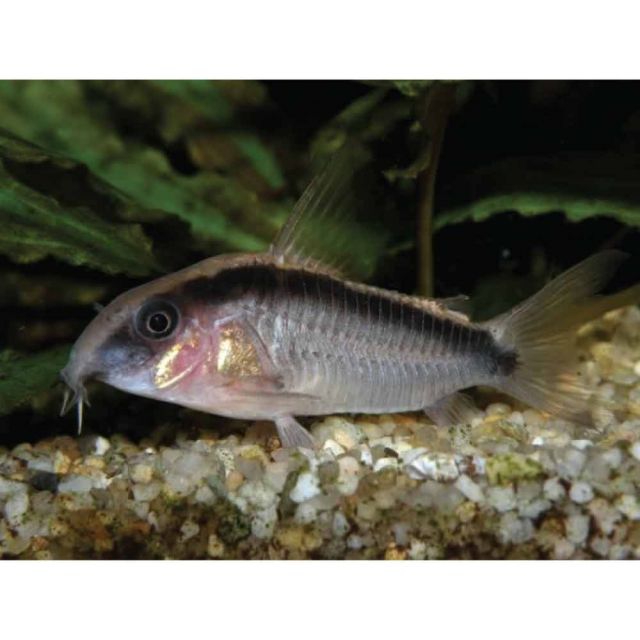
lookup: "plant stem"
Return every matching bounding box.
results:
[416,83,455,297]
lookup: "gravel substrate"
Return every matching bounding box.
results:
[2,307,640,559]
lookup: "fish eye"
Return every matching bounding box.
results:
[135,299,180,340]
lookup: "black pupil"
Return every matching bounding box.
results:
[137,299,179,339]
[148,312,170,334]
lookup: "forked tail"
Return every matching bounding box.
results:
[483,251,640,424]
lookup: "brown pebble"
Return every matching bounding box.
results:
[225,470,245,491]
[30,536,49,551]
[53,451,72,475]
[207,533,226,558]
[384,543,407,560]
[275,525,322,552]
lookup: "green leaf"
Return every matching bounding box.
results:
[0,81,286,252]
[0,131,162,276]
[311,87,409,157]
[392,80,435,97]
[0,346,70,416]
[435,153,640,230]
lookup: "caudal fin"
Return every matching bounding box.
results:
[483,251,640,424]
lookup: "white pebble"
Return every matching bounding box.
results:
[519,499,551,519]
[543,477,566,502]
[391,441,413,456]
[238,481,277,510]
[132,481,161,502]
[373,457,398,473]
[313,418,362,450]
[294,502,318,524]
[355,445,373,467]
[251,505,278,539]
[336,456,361,496]
[597,382,616,400]
[400,447,429,465]
[487,485,517,512]
[263,462,289,493]
[368,436,393,449]
[392,522,410,546]
[93,436,111,456]
[130,464,154,484]
[132,502,149,520]
[405,453,459,482]
[164,472,193,497]
[531,436,545,446]
[179,520,200,542]
[589,498,621,535]
[289,471,321,503]
[58,475,94,494]
[554,539,576,560]
[3,492,29,526]
[634,361,640,377]
[571,439,593,451]
[557,448,587,479]
[592,407,616,429]
[322,439,345,457]
[454,474,484,503]
[499,512,534,544]
[408,538,428,560]
[27,457,55,473]
[631,441,640,462]
[346,534,364,550]
[566,514,590,545]
[360,423,384,440]
[590,536,611,557]
[616,494,640,520]
[194,485,217,505]
[600,448,622,470]
[332,511,351,537]
[517,481,541,502]
[486,402,511,416]
[472,455,486,476]
[0,476,27,498]
[609,544,630,560]
[569,481,594,504]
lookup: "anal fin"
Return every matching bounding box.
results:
[424,392,480,427]
[275,416,316,449]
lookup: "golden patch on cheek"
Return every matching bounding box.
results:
[154,340,197,389]
[217,327,262,377]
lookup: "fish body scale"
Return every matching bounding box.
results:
[238,265,496,413]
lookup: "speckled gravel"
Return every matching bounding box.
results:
[2,307,640,559]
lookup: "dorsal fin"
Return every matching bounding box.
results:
[270,146,387,281]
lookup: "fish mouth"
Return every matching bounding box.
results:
[59,367,91,435]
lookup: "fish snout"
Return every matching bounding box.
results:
[60,353,90,395]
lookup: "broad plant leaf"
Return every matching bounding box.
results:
[0,131,161,276]
[0,81,287,252]
[312,87,410,158]
[0,346,70,416]
[392,80,435,97]
[435,153,640,230]
[98,80,286,191]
